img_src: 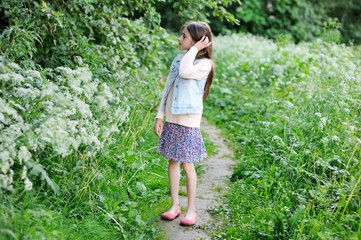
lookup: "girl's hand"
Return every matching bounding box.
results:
[154,118,163,138]
[193,36,212,51]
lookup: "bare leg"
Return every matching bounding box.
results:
[182,163,197,219]
[165,160,180,213]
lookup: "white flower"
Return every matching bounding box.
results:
[0,156,11,174]
[74,98,92,118]
[55,66,73,75]
[0,73,11,81]
[42,82,59,97]
[24,177,33,191]
[315,112,322,117]
[331,136,340,142]
[54,144,71,157]
[18,146,32,164]
[7,62,21,70]
[100,83,114,99]
[272,135,284,145]
[77,67,92,83]
[11,73,25,83]
[95,95,109,109]
[1,153,11,173]
[319,117,328,130]
[321,137,329,143]
[61,108,76,117]
[21,166,27,179]
[68,78,83,95]
[25,70,42,79]
[83,82,98,100]
[284,101,294,108]
[0,112,5,123]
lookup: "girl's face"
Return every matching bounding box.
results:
[178,27,195,50]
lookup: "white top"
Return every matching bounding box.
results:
[156,47,212,128]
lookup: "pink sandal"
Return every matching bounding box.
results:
[180,214,197,226]
[161,207,181,220]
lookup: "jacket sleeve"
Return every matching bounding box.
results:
[179,46,212,80]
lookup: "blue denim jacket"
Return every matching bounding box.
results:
[160,54,208,115]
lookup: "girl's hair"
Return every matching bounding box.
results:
[180,21,214,101]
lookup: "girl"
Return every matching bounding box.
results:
[153,21,214,226]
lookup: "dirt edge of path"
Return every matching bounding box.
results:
[158,119,236,240]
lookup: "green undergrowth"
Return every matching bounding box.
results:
[0,105,165,239]
[0,103,216,240]
[205,34,361,239]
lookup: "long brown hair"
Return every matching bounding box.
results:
[181,21,214,100]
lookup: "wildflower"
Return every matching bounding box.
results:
[100,83,114,100]
[25,70,42,79]
[7,62,21,70]
[331,136,340,142]
[319,117,328,130]
[304,149,311,155]
[83,82,98,100]
[24,177,33,191]
[74,98,92,118]
[55,66,73,75]
[0,151,11,173]
[272,135,284,145]
[42,82,59,97]
[18,146,32,164]
[0,112,4,123]
[0,73,11,81]
[77,67,92,83]
[290,150,297,155]
[284,100,294,108]
[68,78,83,95]
[95,95,109,109]
[11,73,25,84]
[21,166,27,179]
[321,137,329,143]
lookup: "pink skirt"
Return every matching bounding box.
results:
[157,122,207,163]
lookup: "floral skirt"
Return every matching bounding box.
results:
[157,122,207,163]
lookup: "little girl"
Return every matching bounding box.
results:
[154,21,214,226]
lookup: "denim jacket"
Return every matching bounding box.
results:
[160,54,208,115]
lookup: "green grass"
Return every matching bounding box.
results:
[0,104,167,239]
[205,34,361,239]
[0,100,217,240]
[3,32,360,240]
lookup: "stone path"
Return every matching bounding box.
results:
[158,119,235,239]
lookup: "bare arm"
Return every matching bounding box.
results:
[153,118,163,138]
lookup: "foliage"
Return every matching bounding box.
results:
[0,58,128,192]
[156,0,239,33]
[314,0,361,43]
[206,33,361,239]
[236,0,325,42]
[0,0,235,238]
[0,107,171,239]
[205,0,360,44]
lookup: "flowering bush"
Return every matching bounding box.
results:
[0,57,129,192]
[207,34,361,239]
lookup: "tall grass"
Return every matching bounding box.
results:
[206,34,361,239]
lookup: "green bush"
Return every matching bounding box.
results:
[206,33,361,239]
[0,1,238,238]
[206,0,360,44]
